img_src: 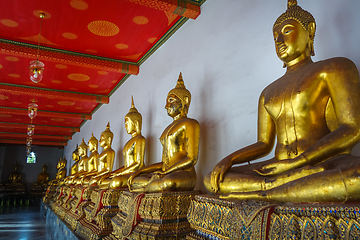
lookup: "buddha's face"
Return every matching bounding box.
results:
[78,146,86,156]
[125,117,135,134]
[273,19,310,64]
[72,152,78,161]
[100,134,108,148]
[88,141,96,151]
[165,94,182,118]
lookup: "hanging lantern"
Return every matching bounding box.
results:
[28,101,38,119]
[26,137,32,147]
[26,146,31,155]
[27,125,35,136]
[29,60,45,83]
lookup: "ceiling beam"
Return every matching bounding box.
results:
[0,122,80,132]
[127,0,201,19]
[0,132,72,141]
[0,83,109,104]
[0,40,139,75]
[0,107,92,120]
[0,139,67,146]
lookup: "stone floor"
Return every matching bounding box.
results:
[0,204,48,240]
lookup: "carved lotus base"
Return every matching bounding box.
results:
[186,194,360,240]
[42,185,57,204]
[64,186,94,230]
[76,189,122,240]
[105,190,199,240]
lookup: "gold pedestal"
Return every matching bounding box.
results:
[64,186,93,230]
[76,188,122,240]
[55,186,76,220]
[105,190,200,240]
[43,185,58,204]
[49,186,67,212]
[187,195,360,240]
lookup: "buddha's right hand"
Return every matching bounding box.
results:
[127,172,139,189]
[210,158,233,193]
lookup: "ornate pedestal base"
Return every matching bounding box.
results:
[106,190,200,240]
[43,185,58,204]
[268,203,360,239]
[55,186,76,220]
[49,186,67,212]
[76,188,121,240]
[64,186,93,230]
[187,194,360,240]
[187,195,274,240]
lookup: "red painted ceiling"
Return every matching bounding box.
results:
[0,0,203,147]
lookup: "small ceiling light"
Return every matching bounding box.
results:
[27,125,35,136]
[26,146,31,155]
[28,100,38,119]
[29,13,45,83]
[26,137,32,147]
[29,60,45,83]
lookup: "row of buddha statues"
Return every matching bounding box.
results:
[44,1,360,239]
[50,71,199,193]
[0,162,52,206]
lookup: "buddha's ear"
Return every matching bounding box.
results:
[308,22,315,40]
[184,96,189,106]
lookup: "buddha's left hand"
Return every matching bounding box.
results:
[254,155,307,176]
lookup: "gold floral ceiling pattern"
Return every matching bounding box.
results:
[0,0,204,147]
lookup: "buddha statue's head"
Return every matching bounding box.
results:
[14,162,19,172]
[57,157,67,169]
[273,0,316,66]
[72,144,79,162]
[78,139,88,157]
[100,122,113,148]
[42,163,47,172]
[88,133,98,152]
[59,157,67,168]
[125,96,142,136]
[166,73,191,119]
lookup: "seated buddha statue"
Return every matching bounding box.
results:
[77,133,100,186]
[59,146,79,185]
[49,158,67,186]
[6,163,23,186]
[128,73,200,192]
[70,146,79,175]
[88,123,116,187]
[204,0,360,203]
[33,163,50,187]
[97,97,145,189]
[55,158,67,180]
[64,139,89,185]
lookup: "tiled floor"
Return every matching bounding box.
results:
[0,205,48,240]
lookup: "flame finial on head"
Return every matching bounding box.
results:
[128,96,139,114]
[288,0,297,8]
[274,0,316,32]
[89,132,98,142]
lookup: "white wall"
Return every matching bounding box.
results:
[64,0,360,192]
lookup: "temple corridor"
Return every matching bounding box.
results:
[0,205,47,240]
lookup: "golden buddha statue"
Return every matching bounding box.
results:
[71,145,79,175]
[78,133,100,186]
[204,0,360,203]
[7,163,22,185]
[88,123,116,187]
[34,163,50,186]
[97,97,145,189]
[55,157,67,180]
[64,139,89,185]
[128,73,200,192]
